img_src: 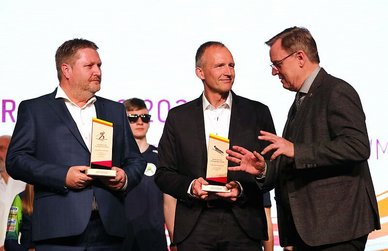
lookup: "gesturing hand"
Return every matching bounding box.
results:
[226,146,266,176]
[259,130,294,161]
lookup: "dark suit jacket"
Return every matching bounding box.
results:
[6,89,146,241]
[265,68,380,246]
[155,92,276,244]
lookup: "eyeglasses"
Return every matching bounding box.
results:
[127,114,151,123]
[270,51,297,70]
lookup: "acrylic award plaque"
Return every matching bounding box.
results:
[202,133,231,193]
[86,118,116,177]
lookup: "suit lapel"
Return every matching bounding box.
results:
[46,89,89,152]
[282,100,297,138]
[284,68,326,140]
[193,96,208,174]
[228,92,242,144]
[94,97,106,120]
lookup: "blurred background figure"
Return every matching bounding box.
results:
[0,135,26,251]
[163,193,177,251]
[5,184,35,251]
[263,192,274,251]
[123,98,173,251]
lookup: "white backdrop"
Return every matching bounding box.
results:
[1,0,387,249]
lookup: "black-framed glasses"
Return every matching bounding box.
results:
[270,51,297,70]
[127,114,151,123]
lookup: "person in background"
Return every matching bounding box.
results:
[263,192,274,251]
[122,98,168,251]
[4,184,35,251]
[155,41,276,251]
[227,26,380,250]
[163,193,177,251]
[0,135,26,251]
[6,38,146,251]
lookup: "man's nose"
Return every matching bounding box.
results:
[224,66,233,75]
[271,67,279,76]
[93,65,102,75]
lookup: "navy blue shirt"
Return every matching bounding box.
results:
[123,145,167,251]
[263,191,271,208]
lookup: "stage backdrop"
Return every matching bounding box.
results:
[1,0,387,250]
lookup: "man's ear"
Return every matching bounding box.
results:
[61,63,71,79]
[195,67,205,80]
[296,51,306,67]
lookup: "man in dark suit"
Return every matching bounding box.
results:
[155,41,276,251]
[6,38,146,251]
[227,27,380,250]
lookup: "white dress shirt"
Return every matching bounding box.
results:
[203,92,232,148]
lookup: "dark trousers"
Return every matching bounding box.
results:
[35,211,123,251]
[292,234,368,251]
[177,207,262,251]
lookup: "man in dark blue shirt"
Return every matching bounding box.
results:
[122,98,168,251]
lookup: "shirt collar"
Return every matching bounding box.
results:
[299,66,321,94]
[202,91,232,111]
[55,85,97,108]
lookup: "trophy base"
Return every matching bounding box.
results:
[86,168,116,177]
[202,184,231,193]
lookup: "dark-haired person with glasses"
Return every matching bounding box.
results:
[122,98,172,251]
[227,27,380,250]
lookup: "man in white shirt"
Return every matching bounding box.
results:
[155,41,276,251]
[6,39,146,251]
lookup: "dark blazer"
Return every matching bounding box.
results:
[155,92,276,244]
[265,68,380,246]
[6,89,146,241]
